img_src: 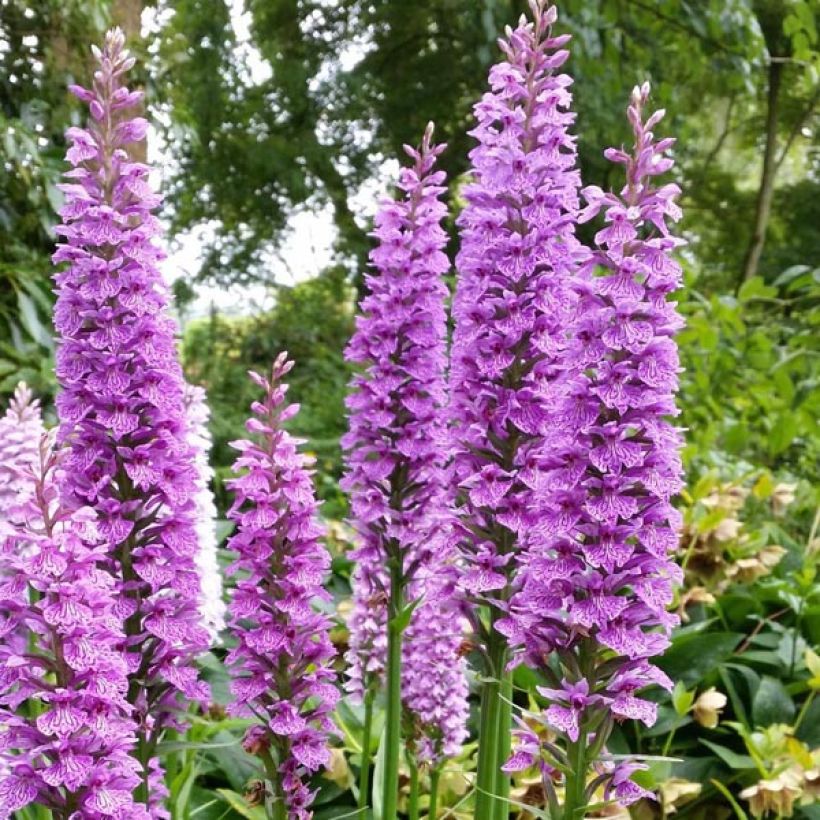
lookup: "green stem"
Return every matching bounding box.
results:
[260,748,286,820]
[562,738,587,820]
[165,727,180,791]
[408,752,420,820]
[475,670,498,818]
[794,690,816,732]
[661,719,679,757]
[493,671,512,820]
[790,596,805,677]
[475,617,510,820]
[135,736,150,806]
[429,767,441,819]
[382,562,404,820]
[358,691,375,816]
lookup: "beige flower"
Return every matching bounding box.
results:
[510,774,547,819]
[700,490,722,509]
[660,778,702,813]
[323,748,353,788]
[336,597,353,620]
[740,769,802,818]
[677,586,716,621]
[712,516,742,542]
[692,687,727,728]
[771,482,798,516]
[803,768,820,800]
[726,545,785,584]
[758,544,786,569]
[727,557,766,583]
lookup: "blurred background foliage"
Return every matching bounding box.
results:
[1,0,819,817]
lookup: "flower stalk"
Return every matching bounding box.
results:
[407,749,420,820]
[52,28,210,808]
[225,355,338,819]
[342,124,457,820]
[383,558,405,820]
[429,766,441,819]
[502,81,685,816]
[357,690,375,815]
[448,2,587,817]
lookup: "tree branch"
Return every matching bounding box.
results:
[774,85,820,174]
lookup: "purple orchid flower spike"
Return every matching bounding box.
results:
[342,124,466,817]
[225,354,338,819]
[503,81,685,816]
[0,433,151,819]
[447,1,588,813]
[51,27,211,809]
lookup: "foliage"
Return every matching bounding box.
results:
[0,1,108,403]
[180,267,355,515]
[153,0,818,288]
[679,265,820,484]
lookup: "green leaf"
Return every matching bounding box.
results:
[215,790,267,819]
[189,786,240,818]
[773,264,810,288]
[797,697,820,746]
[719,592,762,629]
[699,740,756,770]
[721,664,761,729]
[737,276,777,303]
[16,292,52,348]
[371,724,387,820]
[751,471,774,499]
[215,519,236,544]
[769,412,798,455]
[388,596,422,634]
[752,676,796,727]
[806,648,820,689]
[672,680,695,716]
[208,731,260,793]
[157,737,241,754]
[658,632,743,687]
[171,760,199,819]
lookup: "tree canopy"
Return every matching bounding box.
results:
[152,0,818,289]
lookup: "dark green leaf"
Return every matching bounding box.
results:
[699,740,756,770]
[658,632,743,687]
[752,676,796,727]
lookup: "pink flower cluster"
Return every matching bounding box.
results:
[0,383,45,521]
[341,125,450,608]
[51,28,210,757]
[225,355,338,819]
[0,435,148,819]
[401,573,470,765]
[448,3,587,615]
[342,126,468,762]
[500,81,685,805]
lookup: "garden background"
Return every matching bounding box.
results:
[1,1,818,818]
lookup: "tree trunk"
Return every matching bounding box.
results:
[739,58,782,286]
